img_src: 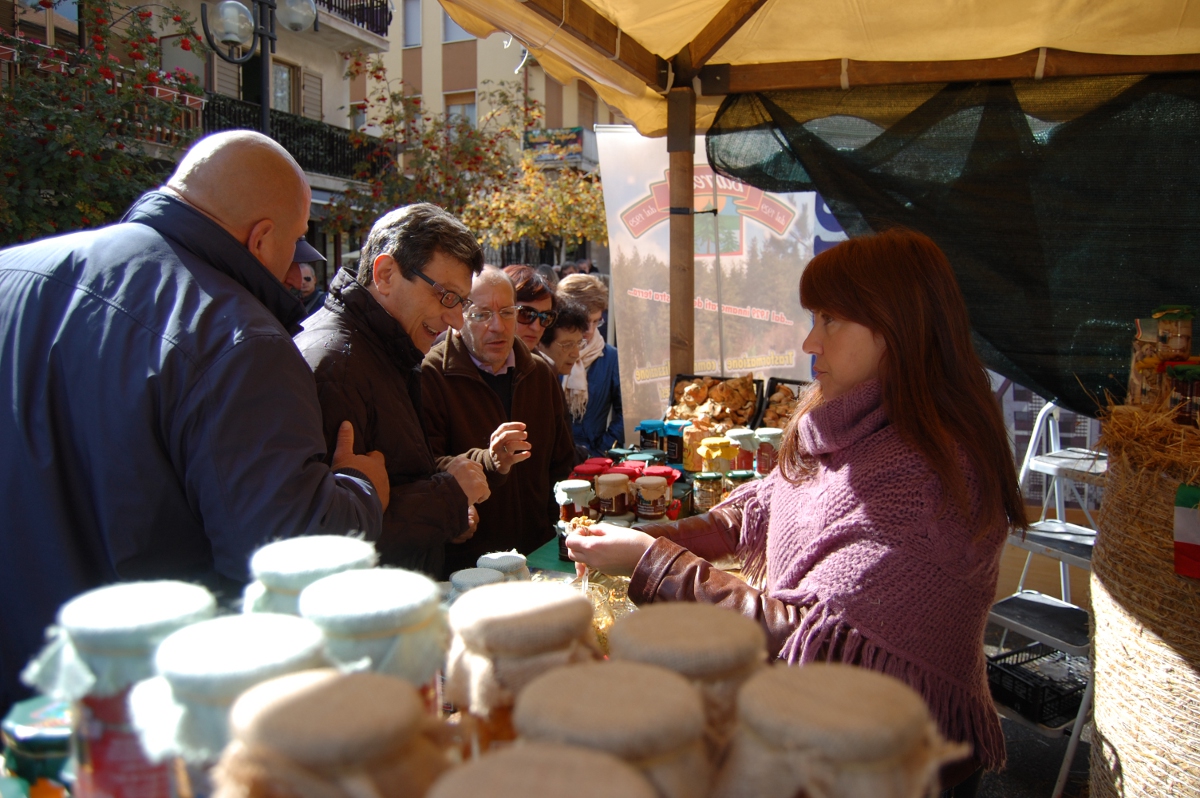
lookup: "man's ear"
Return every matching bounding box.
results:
[372,253,397,294]
[245,218,275,268]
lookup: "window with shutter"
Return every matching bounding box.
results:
[303,71,323,121]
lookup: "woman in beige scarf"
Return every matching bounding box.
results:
[557,274,625,456]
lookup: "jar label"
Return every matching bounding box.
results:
[636,496,666,519]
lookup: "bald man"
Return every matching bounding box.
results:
[0,131,389,717]
[421,268,576,575]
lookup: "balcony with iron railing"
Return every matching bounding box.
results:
[203,92,384,181]
[315,0,392,39]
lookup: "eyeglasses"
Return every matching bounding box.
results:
[550,338,583,352]
[465,306,519,324]
[516,305,558,328]
[411,268,469,309]
[302,276,314,283]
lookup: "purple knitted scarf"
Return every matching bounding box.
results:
[732,379,1007,769]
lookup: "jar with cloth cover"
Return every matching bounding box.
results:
[724,429,759,471]
[633,476,670,521]
[443,582,599,750]
[753,428,783,476]
[554,479,594,523]
[513,661,709,798]
[213,669,449,798]
[299,568,448,700]
[445,568,504,605]
[425,742,656,798]
[476,552,531,581]
[128,613,328,775]
[595,473,632,516]
[243,536,377,615]
[608,604,765,761]
[21,581,217,798]
[711,664,969,798]
[697,438,737,475]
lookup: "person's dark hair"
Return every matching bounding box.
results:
[779,228,1026,534]
[541,300,588,345]
[356,202,483,286]
[504,265,554,305]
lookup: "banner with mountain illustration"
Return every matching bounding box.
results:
[596,126,846,445]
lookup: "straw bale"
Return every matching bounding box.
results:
[1090,404,1200,797]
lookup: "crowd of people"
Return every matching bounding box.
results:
[0,131,1021,796]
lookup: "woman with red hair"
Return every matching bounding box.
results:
[568,229,1025,796]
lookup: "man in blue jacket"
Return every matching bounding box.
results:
[0,131,389,718]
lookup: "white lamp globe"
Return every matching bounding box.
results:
[213,0,254,47]
[277,0,317,32]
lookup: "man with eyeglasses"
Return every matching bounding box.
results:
[422,268,577,576]
[295,203,496,578]
[0,131,390,719]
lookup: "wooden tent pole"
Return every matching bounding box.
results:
[667,86,696,379]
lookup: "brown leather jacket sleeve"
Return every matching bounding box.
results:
[633,506,743,562]
[628,532,811,660]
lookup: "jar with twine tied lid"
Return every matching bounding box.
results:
[607,603,766,762]
[513,660,709,798]
[426,742,657,798]
[475,551,531,581]
[443,582,600,750]
[22,581,217,798]
[128,613,328,768]
[712,664,970,798]
[213,670,451,798]
[243,536,378,615]
[298,568,448,691]
[724,428,759,471]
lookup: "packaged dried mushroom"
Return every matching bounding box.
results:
[761,383,802,428]
[666,375,758,435]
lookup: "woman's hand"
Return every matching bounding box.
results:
[488,421,531,474]
[565,523,655,578]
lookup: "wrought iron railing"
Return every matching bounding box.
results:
[203,93,382,180]
[315,0,391,37]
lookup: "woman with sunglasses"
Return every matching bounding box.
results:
[567,230,1025,797]
[504,265,558,351]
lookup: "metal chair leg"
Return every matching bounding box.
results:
[1051,674,1093,798]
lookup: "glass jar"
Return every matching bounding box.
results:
[569,464,607,489]
[555,479,594,522]
[663,420,691,464]
[692,473,724,513]
[634,420,666,451]
[725,428,758,471]
[1154,305,1194,360]
[595,473,632,516]
[633,476,669,521]
[724,470,757,499]
[755,428,783,476]
[698,437,736,475]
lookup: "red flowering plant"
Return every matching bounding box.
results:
[0,0,207,245]
[323,51,539,238]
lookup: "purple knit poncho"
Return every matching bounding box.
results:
[730,379,1007,769]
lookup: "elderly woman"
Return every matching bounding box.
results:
[568,230,1025,797]
[557,274,623,457]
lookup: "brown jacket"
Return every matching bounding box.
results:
[294,269,469,577]
[422,332,577,576]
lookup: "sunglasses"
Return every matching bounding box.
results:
[517,305,558,327]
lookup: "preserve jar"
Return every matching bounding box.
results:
[697,437,736,475]
[634,475,669,520]
[243,535,377,615]
[554,479,594,523]
[754,428,783,476]
[595,472,632,515]
[724,428,759,471]
[634,419,666,451]
[663,420,691,463]
[692,473,724,513]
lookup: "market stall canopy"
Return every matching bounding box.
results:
[437,0,1200,135]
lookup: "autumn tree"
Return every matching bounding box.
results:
[462,148,607,264]
[0,0,207,246]
[323,52,537,237]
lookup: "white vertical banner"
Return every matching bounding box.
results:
[596,125,846,443]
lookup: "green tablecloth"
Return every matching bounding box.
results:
[527,535,575,574]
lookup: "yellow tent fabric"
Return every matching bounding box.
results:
[439,0,1200,135]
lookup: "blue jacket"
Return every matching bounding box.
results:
[0,192,382,716]
[571,344,624,457]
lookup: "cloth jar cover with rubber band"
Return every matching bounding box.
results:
[298,567,449,688]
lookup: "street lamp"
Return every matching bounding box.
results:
[200,0,318,136]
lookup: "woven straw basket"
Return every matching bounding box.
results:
[1091,406,1200,796]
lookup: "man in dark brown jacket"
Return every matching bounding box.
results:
[422,269,578,575]
[295,204,492,577]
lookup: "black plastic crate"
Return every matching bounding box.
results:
[987,643,1089,727]
[761,377,811,428]
[666,373,764,430]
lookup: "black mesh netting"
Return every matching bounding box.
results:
[706,74,1200,416]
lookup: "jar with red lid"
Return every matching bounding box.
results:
[642,465,681,487]
[584,457,614,470]
[606,465,641,480]
[570,463,607,488]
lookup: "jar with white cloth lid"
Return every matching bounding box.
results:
[475,551,531,581]
[299,568,448,697]
[212,669,450,798]
[243,535,377,615]
[444,582,599,750]
[22,581,217,798]
[513,661,709,798]
[446,568,504,605]
[129,613,328,771]
[426,742,657,798]
[608,603,766,761]
[711,664,970,798]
